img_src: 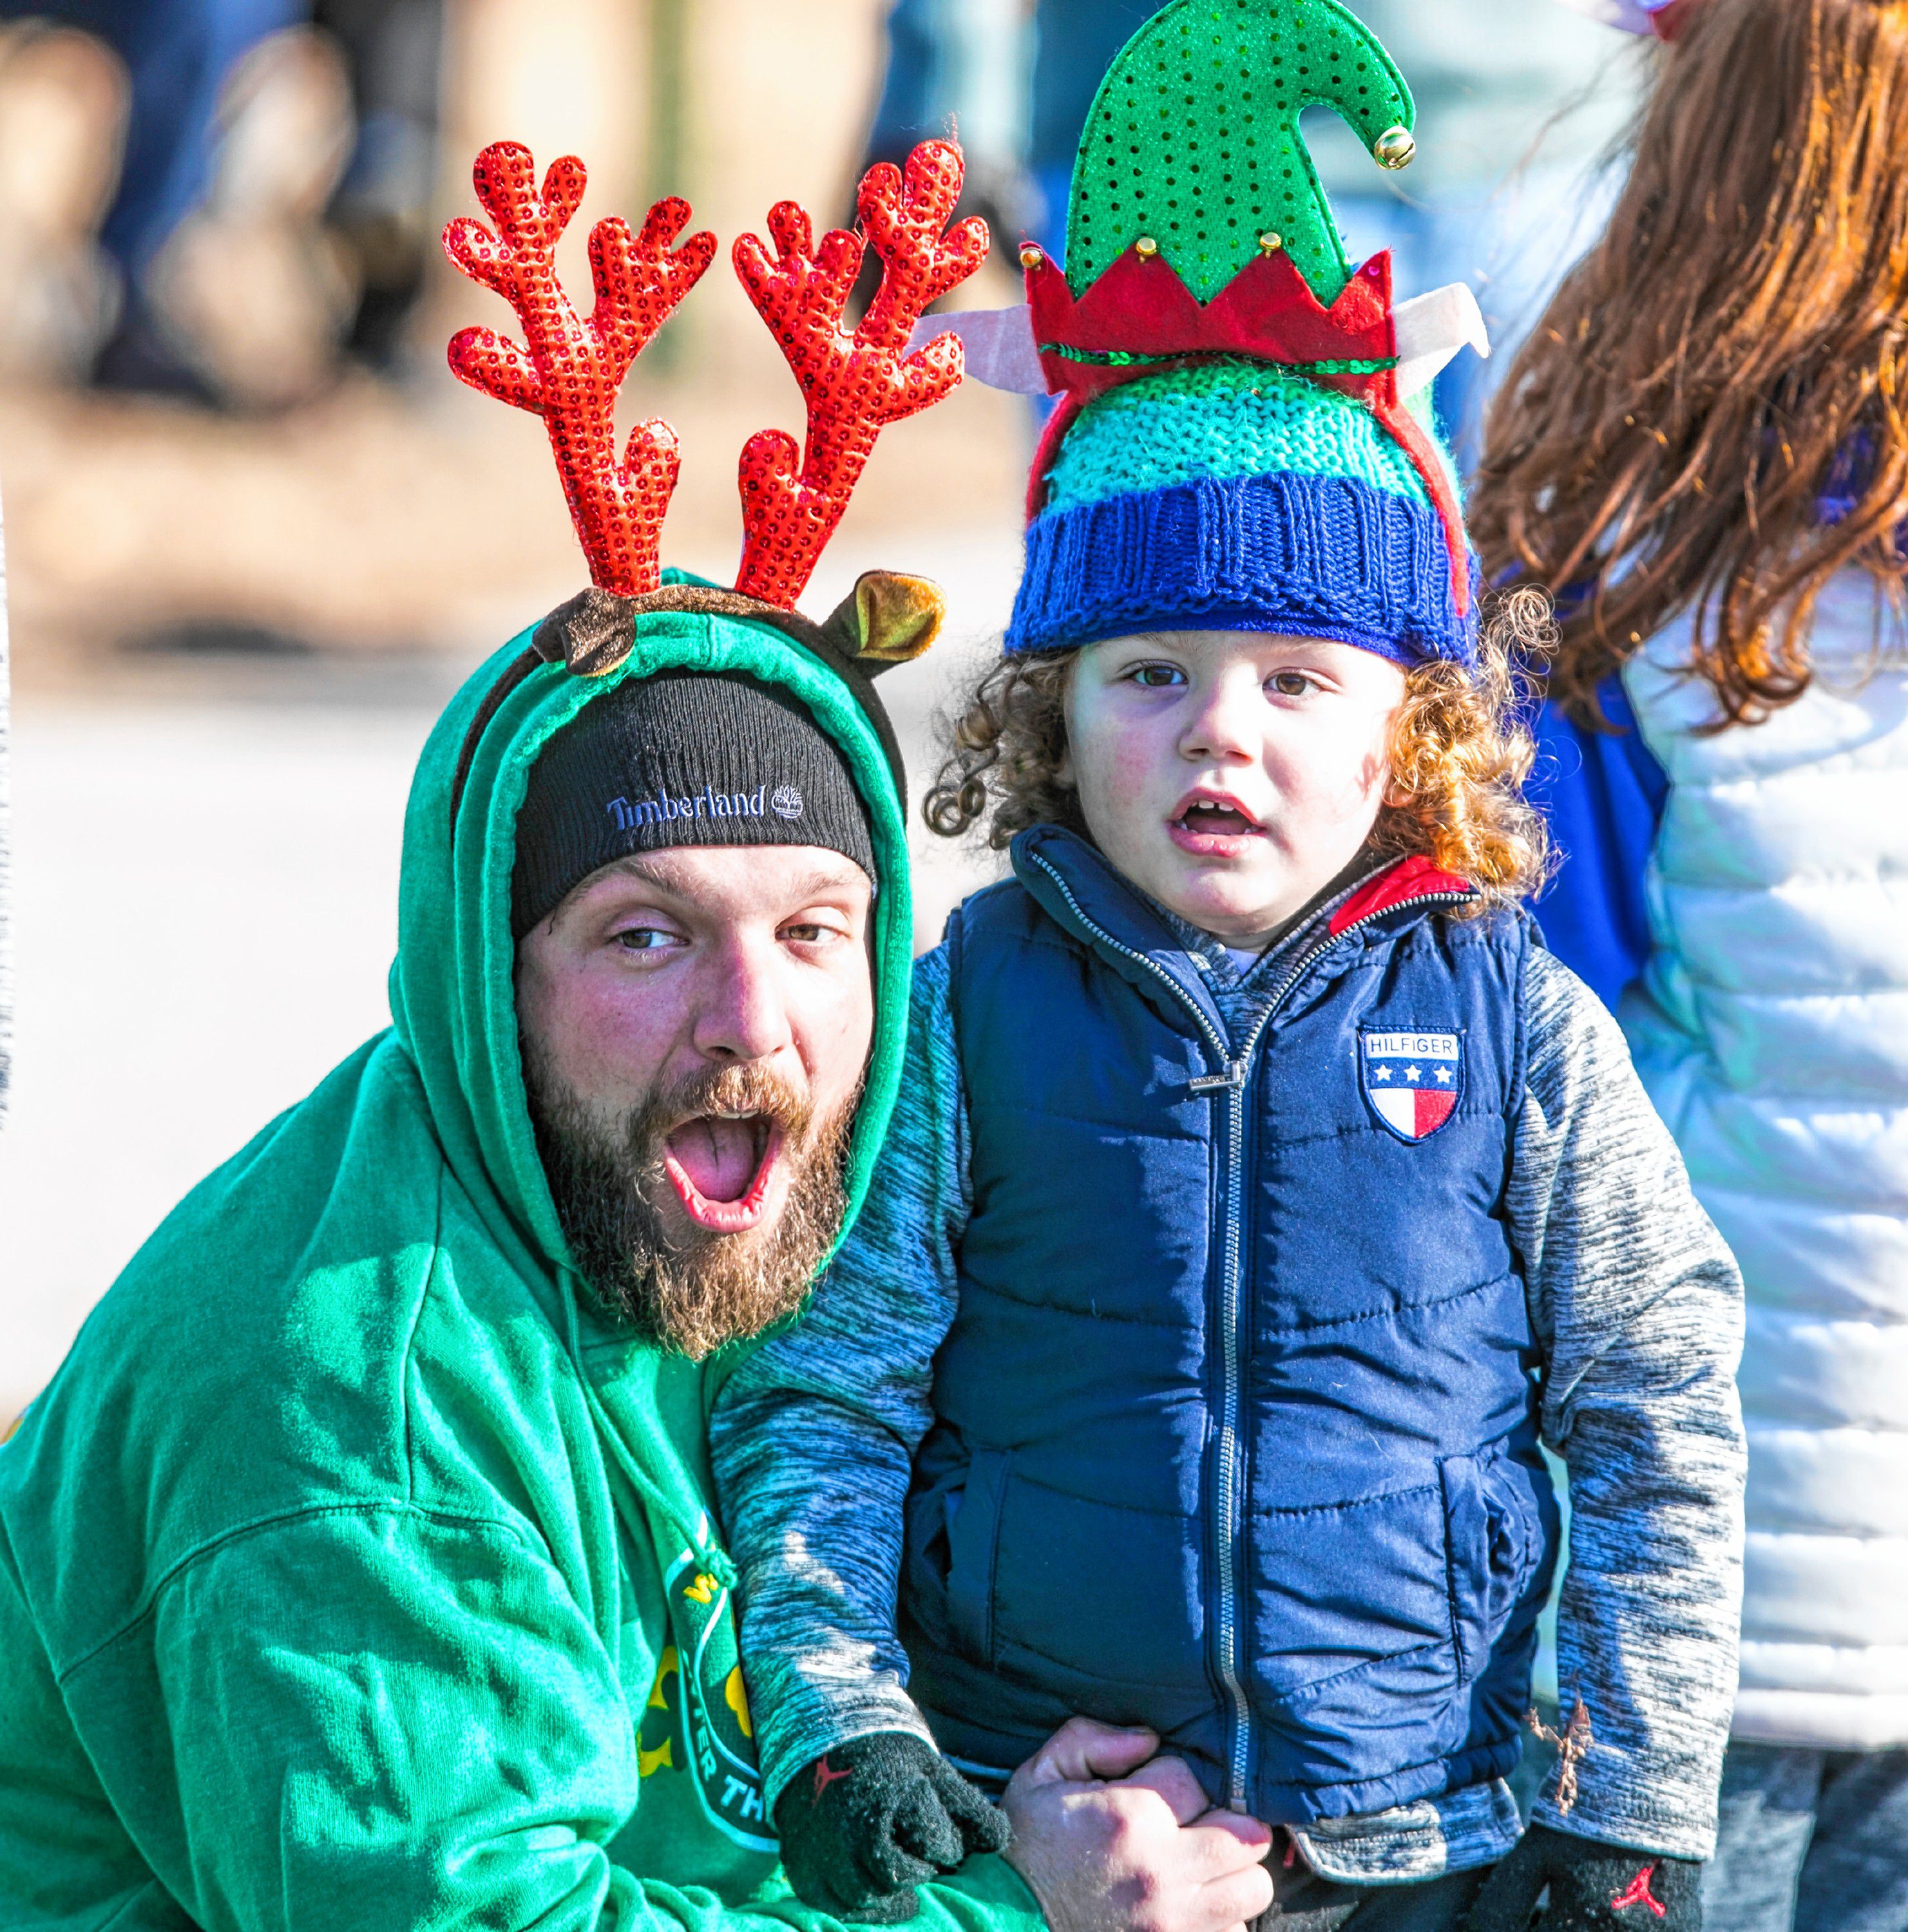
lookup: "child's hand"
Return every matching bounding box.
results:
[773,1731,1009,1922]
[1464,1824,1701,1932]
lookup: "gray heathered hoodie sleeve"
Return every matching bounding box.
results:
[1512,946,1746,1862]
[710,942,968,1813]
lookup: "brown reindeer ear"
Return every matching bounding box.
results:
[817,571,946,675]
[532,585,638,677]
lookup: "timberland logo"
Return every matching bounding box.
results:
[606,785,771,832]
[770,784,804,821]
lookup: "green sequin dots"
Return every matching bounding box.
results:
[1067,0,1415,306]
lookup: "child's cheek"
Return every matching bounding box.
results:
[1082,715,1164,835]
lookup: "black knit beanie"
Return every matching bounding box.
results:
[511,672,879,940]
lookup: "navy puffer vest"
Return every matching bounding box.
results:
[901,829,1558,1825]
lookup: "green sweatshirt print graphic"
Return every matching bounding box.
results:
[0,598,1045,1932]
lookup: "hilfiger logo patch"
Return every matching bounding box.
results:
[1359,1029,1464,1142]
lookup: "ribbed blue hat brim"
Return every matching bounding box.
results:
[1006,472,1476,668]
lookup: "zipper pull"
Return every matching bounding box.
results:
[1187,1060,1248,1096]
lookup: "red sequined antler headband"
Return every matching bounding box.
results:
[444,137,988,658]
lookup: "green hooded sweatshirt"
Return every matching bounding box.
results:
[0,601,1047,1932]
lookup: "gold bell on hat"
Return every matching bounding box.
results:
[1374,126,1417,170]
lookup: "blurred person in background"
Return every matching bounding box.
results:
[859,0,1031,252]
[313,0,443,375]
[1474,1,1908,1926]
[0,0,442,402]
[1021,0,1161,251]
[0,0,300,396]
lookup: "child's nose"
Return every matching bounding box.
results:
[1179,676,1261,763]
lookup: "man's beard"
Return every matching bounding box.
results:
[522,1041,857,1360]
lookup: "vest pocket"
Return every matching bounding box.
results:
[1439,1441,1543,1683]
[904,1446,1011,1667]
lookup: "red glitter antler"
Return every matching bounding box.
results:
[444,142,716,596]
[732,139,989,609]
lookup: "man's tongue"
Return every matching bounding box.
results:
[667,1116,762,1204]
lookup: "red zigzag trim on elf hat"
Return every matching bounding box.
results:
[443,139,987,611]
[1021,244,1471,617]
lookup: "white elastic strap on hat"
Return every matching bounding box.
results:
[911,281,1490,401]
[1549,0,1675,32]
[910,307,1049,393]
[1393,282,1491,399]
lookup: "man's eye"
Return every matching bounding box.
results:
[1268,670,1316,698]
[783,922,843,945]
[1129,664,1185,689]
[614,927,678,952]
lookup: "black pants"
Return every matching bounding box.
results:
[1255,1837,1490,1931]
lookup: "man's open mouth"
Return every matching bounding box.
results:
[662,1113,789,1234]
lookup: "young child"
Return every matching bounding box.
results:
[712,5,1746,1927]
[1474,1,1908,1925]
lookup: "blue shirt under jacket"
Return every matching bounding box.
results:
[1526,677,1668,1014]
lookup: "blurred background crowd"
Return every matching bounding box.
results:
[0,0,1643,1415]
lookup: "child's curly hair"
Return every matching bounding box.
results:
[922,589,1554,914]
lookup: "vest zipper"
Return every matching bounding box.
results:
[1023,849,1467,1812]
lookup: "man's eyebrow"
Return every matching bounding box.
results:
[580,855,868,902]
[596,855,683,893]
[778,862,871,902]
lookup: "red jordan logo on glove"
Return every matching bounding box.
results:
[1611,1864,1668,1918]
[811,1756,853,1804]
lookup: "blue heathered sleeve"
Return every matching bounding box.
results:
[1525,676,1668,1015]
[1511,947,1746,1862]
[709,943,972,1814]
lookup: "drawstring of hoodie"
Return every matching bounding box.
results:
[560,1273,739,1591]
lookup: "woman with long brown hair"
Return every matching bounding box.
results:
[1474,1,1908,1922]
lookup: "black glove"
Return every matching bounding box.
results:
[1465,1825,1702,1932]
[773,1731,1011,1922]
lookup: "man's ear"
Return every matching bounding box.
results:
[816,571,945,674]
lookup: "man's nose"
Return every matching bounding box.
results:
[689,933,796,1065]
[1179,669,1260,762]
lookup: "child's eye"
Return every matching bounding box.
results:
[1268,670,1317,698]
[1129,664,1185,689]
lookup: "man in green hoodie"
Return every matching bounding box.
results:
[0,582,1277,1932]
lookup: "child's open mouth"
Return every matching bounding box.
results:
[662,1113,788,1234]
[1170,794,1264,854]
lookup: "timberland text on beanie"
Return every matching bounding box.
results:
[510,671,878,940]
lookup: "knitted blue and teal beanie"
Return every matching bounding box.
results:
[1002,0,1478,670]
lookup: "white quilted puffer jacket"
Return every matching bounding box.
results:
[1620,572,1908,1750]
